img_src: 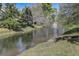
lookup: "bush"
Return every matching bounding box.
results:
[18,20,27,28]
[0,18,22,31]
[18,19,33,28]
[63,27,79,34]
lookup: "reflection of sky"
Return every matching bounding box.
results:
[16,3,59,10]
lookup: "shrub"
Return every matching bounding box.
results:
[63,27,79,34]
[18,20,27,28]
[0,18,22,31]
[18,19,33,28]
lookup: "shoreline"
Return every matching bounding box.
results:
[0,25,45,40]
[19,39,79,56]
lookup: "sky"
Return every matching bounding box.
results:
[52,3,59,9]
[16,3,59,10]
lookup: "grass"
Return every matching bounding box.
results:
[0,28,17,39]
[33,25,45,29]
[0,28,10,33]
[22,25,45,33]
[19,39,79,56]
[22,27,34,33]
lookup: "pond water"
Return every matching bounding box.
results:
[0,26,54,56]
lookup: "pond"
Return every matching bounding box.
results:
[0,26,54,56]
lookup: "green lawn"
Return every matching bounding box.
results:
[20,39,79,56]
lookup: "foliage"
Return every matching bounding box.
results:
[0,18,21,31]
[0,3,55,31]
[63,27,79,34]
[42,3,56,19]
[42,3,57,25]
[5,3,20,19]
[0,3,2,10]
[18,19,27,28]
[21,7,33,26]
[58,4,79,29]
[0,4,6,20]
[0,4,34,31]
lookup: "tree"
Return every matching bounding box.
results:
[0,3,22,31]
[20,7,33,27]
[42,3,56,16]
[0,3,2,10]
[58,3,79,29]
[5,3,19,19]
[0,3,6,20]
[0,18,21,31]
[42,3,57,24]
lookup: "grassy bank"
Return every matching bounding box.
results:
[0,25,45,39]
[22,25,45,33]
[20,39,79,56]
[0,28,17,39]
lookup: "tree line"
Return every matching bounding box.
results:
[0,3,56,31]
[58,3,79,30]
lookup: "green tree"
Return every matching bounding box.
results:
[42,3,56,24]
[20,7,33,27]
[0,3,2,10]
[0,3,6,20]
[0,18,21,31]
[42,3,56,17]
[5,3,19,19]
[58,3,79,29]
[0,3,22,31]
